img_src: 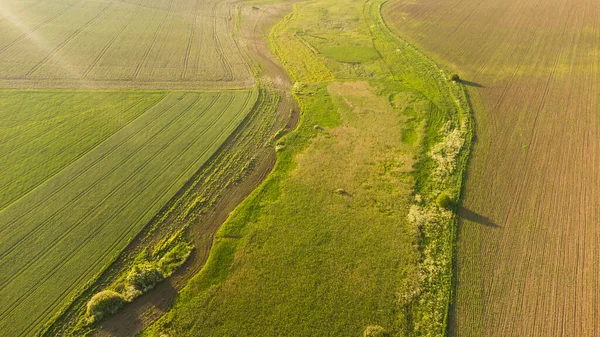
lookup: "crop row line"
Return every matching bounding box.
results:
[0,98,150,211]
[25,1,116,78]
[0,93,214,319]
[181,0,201,80]
[81,1,144,79]
[0,0,82,57]
[215,1,234,81]
[131,0,175,80]
[0,94,179,250]
[13,92,244,336]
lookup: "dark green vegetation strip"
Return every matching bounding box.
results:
[0,90,257,337]
[142,0,472,336]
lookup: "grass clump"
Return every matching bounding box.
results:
[436,192,453,209]
[158,242,194,277]
[86,291,126,323]
[127,263,164,293]
[364,325,388,337]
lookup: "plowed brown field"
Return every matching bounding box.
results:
[384,0,600,336]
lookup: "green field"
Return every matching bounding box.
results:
[0,0,252,89]
[142,0,471,336]
[0,89,257,336]
[0,91,165,209]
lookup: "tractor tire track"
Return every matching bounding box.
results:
[81,2,143,79]
[0,94,171,222]
[0,94,201,265]
[181,0,200,80]
[0,93,232,326]
[131,0,174,80]
[25,1,115,78]
[211,0,235,81]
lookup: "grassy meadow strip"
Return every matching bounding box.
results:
[0,90,257,337]
[142,0,471,336]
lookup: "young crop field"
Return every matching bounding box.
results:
[0,91,165,210]
[384,0,600,335]
[0,0,252,89]
[0,89,257,337]
[141,0,471,336]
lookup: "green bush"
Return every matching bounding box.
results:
[436,192,453,209]
[126,263,164,292]
[157,242,193,277]
[363,325,388,337]
[86,290,126,322]
[450,73,460,81]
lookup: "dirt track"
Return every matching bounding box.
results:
[384,0,600,335]
[91,3,297,337]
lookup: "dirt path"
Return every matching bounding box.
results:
[90,3,297,337]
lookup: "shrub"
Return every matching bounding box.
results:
[126,263,164,292]
[86,290,126,322]
[450,73,460,81]
[157,242,193,277]
[436,192,453,209]
[363,325,388,337]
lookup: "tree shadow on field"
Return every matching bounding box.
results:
[458,79,485,88]
[458,206,500,228]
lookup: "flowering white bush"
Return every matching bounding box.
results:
[429,122,466,181]
[406,120,467,336]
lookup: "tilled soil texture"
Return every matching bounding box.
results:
[384,0,600,336]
